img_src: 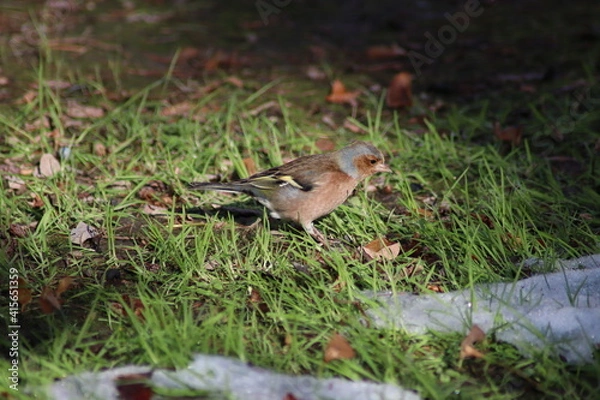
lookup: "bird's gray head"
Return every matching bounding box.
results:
[336,141,390,179]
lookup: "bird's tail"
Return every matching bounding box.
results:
[188,182,247,194]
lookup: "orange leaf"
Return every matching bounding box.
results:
[39,286,61,314]
[366,44,406,59]
[315,138,336,152]
[386,72,413,108]
[459,324,486,359]
[324,333,355,362]
[363,237,400,261]
[493,122,522,146]
[325,80,360,107]
[56,276,74,299]
[243,157,258,176]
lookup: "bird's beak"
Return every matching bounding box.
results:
[376,163,392,173]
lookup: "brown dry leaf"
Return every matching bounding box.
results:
[243,157,258,176]
[325,80,360,107]
[160,101,192,117]
[343,118,366,134]
[93,141,107,156]
[225,75,244,88]
[142,204,168,215]
[65,100,105,119]
[18,278,32,311]
[37,153,61,177]
[70,222,99,245]
[248,287,269,313]
[18,90,38,104]
[107,180,132,191]
[56,276,74,298]
[245,100,279,117]
[460,324,486,359]
[471,213,494,229]
[9,223,30,238]
[386,72,413,108]
[39,286,61,314]
[363,237,400,261]
[204,50,239,72]
[138,180,174,207]
[5,175,26,193]
[48,42,87,54]
[24,116,51,131]
[315,137,336,152]
[115,373,154,400]
[493,122,522,146]
[28,193,44,208]
[366,44,406,59]
[426,284,444,293]
[44,80,72,90]
[324,333,356,362]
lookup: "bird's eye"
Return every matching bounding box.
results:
[369,158,377,165]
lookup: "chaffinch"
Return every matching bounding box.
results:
[189,141,391,244]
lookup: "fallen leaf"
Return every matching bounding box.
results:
[248,287,269,313]
[39,286,62,314]
[115,373,153,400]
[363,237,400,261]
[44,80,72,90]
[107,180,132,191]
[48,41,87,54]
[65,100,105,119]
[116,294,145,321]
[245,100,279,117]
[204,50,239,72]
[5,175,26,193]
[37,153,61,177]
[324,333,355,362]
[325,80,360,107]
[460,324,486,359]
[343,118,366,134]
[56,277,74,298]
[426,284,444,293]
[28,193,44,208]
[9,223,30,238]
[93,141,107,156]
[24,116,51,131]
[70,221,99,245]
[386,72,413,108]
[315,138,336,152]
[366,44,406,59]
[243,157,258,176]
[225,75,244,88]
[493,122,522,146]
[142,204,168,215]
[160,101,192,117]
[18,90,38,104]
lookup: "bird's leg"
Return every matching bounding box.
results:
[304,223,330,248]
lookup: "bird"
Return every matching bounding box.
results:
[189,141,391,244]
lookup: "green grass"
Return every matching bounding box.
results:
[1,46,600,400]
